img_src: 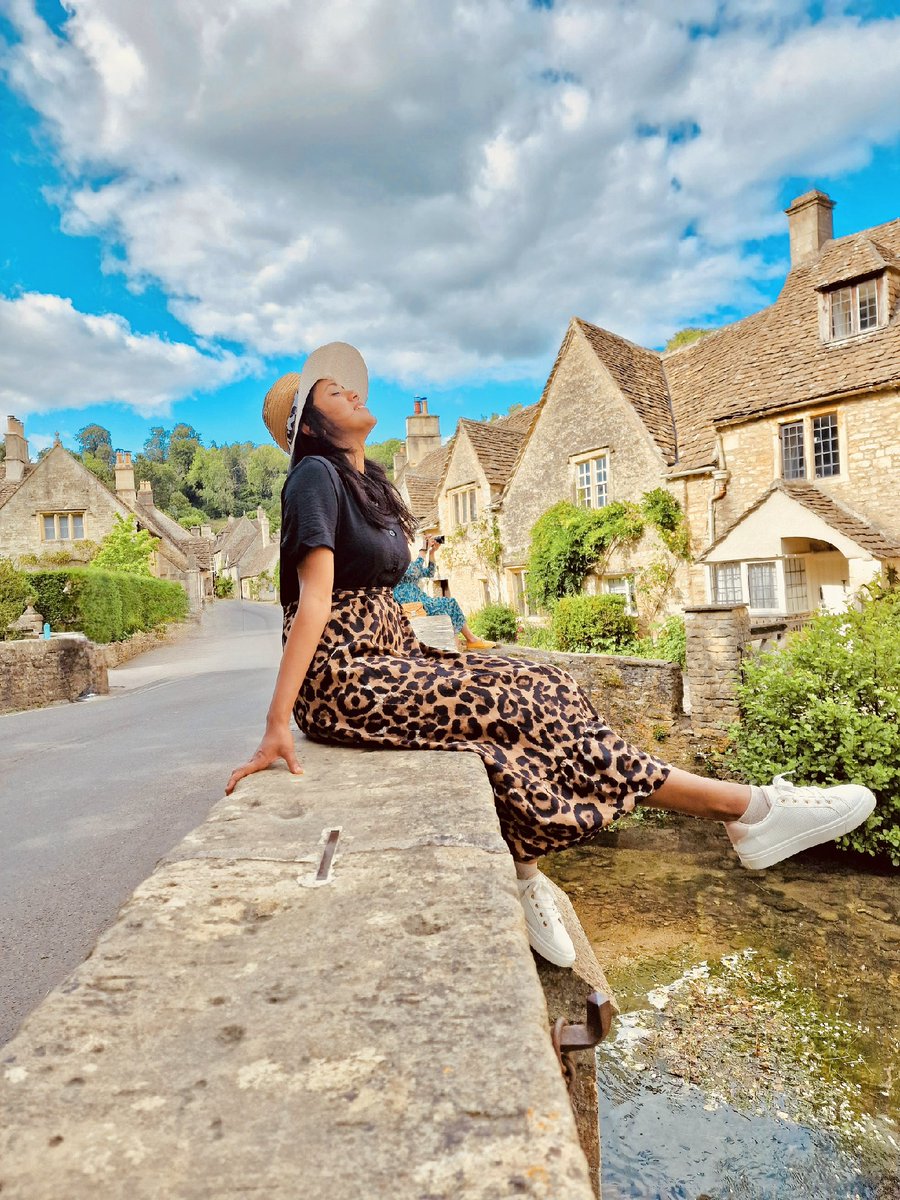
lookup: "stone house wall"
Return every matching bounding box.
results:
[0,446,128,559]
[434,427,497,617]
[498,329,692,622]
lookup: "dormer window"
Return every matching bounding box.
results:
[829,278,880,341]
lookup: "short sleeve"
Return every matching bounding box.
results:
[281,457,340,566]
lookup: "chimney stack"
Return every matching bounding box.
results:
[785,190,835,266]
[405,397,441,468]
[136,478,154,507]
[4,416,30,484]
[256,505,270,547]
[115,451,136,505]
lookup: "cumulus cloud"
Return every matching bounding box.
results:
[4,0,900,383]
[0,292,247,415]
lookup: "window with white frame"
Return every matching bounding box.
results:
[572,452,609,509]
[778,411,840,480]
[509,568,534,616]
[451,486,478,528]
[784,557,809,614]
[747,562,777,610]
[712,562,742,604]
[604,575,637,615]
[829,278,880,341]
[42,512,85,541]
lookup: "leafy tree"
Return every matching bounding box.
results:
[142,426,170,463]
[132,457,178,510]
[665,327,712,352]
[366,438,404,479]
[168,424,203,476]
[187,446,236,518]
[526,500,645,610]
[246,444,288,506]
[79,451,115,488]
[76,423,114,466]
[91,514,158,575]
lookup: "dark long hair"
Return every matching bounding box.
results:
[288,381,417,541]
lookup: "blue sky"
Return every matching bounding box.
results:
[2,0,900,460]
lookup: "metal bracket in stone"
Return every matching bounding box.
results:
[551,991,614,1100]
[297,827,342,888]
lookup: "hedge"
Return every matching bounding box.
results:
[552,593,637,654]
[26,568,188,644]
[470,603,518,642]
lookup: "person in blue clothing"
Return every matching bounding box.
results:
[394,535,495,650]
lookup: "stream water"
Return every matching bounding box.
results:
[544,817,900,1200]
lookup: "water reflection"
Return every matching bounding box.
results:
[543,816,900,1200]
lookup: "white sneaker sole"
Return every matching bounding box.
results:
[527,929,576,969]
[736,790,876,870]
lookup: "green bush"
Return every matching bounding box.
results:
[214,573,235,599]
[470,603,518,642]
[526,501,645,610]
[727,587,900,864]
[552,593,637,654]
[515,622,555,649]
[26,568,188,643]
[653,614,687,667]
[0,558,31,638]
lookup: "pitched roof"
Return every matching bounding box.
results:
[216,515,258,565]
[664,216,900,468]
[457,405,538,488]
[701,479,900,561]
[182,536,213,569]
[575,319,676,463]
[399,440,454,525]
[238,540,279,579]
[0,462,36,509]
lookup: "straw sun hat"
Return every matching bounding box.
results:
[262,341,369,453]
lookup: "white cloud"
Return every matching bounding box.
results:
[4,0,900,384]
[0,292,248,415]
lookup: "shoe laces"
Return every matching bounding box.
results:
[522,875,564,927]
[770,773,827,806]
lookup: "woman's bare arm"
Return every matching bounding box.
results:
[225,546,334,794]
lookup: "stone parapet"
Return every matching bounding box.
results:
[0,636,108,715]
[0,743,598,1199]
[683,604,751,734]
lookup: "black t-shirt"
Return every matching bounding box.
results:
[279,456,411,605]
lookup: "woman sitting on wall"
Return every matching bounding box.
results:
[226,342,876,971]
[393,535,495,651]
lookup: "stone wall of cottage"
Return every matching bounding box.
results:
[714,391,900,538]
[497,329,692,622]
[0,446,128,561]
[433,428,497,617]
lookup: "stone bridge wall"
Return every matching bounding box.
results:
[0,636,108,715]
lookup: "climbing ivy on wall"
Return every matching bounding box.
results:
[525,491,690,611]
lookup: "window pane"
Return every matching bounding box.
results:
[780,421,805,480]
[831,287,853,339]
[576,461,592,507]
[594,456,608,507]
[857,279,878,331]
[812,412,840,478]
[469,490,477,521]
[713,563,742,604]
[748,562,777,609]
[72,514,85,539]
[43,515,55,540]
[784,557,808,614]
[58,514,70,539]
[453,493,460,526]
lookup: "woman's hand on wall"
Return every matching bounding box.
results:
[225,719,304,794]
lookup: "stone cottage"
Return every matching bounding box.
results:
[0,420,213,611]
[495,189,900,624]
[214,509,278,600]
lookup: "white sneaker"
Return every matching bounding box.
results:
[726,774,876,870]
[517,873,576,968]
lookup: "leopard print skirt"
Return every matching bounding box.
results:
[286,587,671,862]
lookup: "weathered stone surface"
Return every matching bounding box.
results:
[683,605,751,733]
[0,743,595,1199]
[0,636,108,714]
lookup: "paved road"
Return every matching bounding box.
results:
[0,601,282,1047]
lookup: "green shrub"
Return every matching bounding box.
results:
[214,573,235,599]
[91,513,158,575]
[26,568,188,643]
[653,614,687,667]
[552,593,637,654]
[515,622,555,649]
[470,603,518,642]
[526,501,645,610]
[0,558,31,638]
[727,588,900,864]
